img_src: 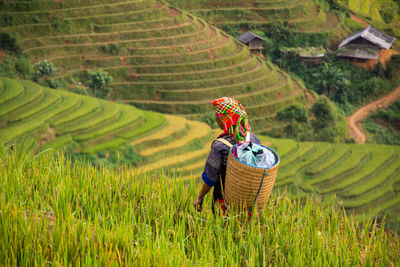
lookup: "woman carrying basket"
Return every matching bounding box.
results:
[193,97,261,214]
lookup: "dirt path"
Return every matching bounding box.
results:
[347,85,400,144]
[350,14,369,27]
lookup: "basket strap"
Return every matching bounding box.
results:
[216,138,233,148]
[215,138,232,210]
[253,170,268,206]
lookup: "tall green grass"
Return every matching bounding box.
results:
[0,146,399,265]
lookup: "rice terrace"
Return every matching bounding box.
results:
[1,0,400,265]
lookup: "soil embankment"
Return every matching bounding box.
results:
[347,85,400,143]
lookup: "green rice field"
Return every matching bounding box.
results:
[166,0,341,33]
[0,0,313,132]
[1,76,399,229]
[0,145,399,265]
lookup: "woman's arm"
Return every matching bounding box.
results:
[193,182,211,212]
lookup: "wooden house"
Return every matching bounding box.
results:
[238,31,266,56]
[281,47,325,66]
[337,25,396,62]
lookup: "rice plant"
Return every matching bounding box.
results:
[0,145,399,265]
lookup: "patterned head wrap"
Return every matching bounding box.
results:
[212,97,251,142]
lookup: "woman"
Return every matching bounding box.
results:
[193,97,261,214]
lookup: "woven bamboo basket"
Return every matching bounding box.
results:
[224,144,280,211]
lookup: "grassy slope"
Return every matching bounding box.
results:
[166,0,341,33]
[0,146,399,265]
[261,136,400,229]
[337,0,400,47]
[2,76,398,229]
[0,0,312,132]
[0,77,212,159]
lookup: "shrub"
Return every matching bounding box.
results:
[312,62,351,103]
[310,96,336,131]
[0,13,15,27]
[0,56,15,78]
[0,32,21,55]
[45,79,62,89]
[380,1,399,23]
[276,104,309,138]
[107,145,143,167]
[70,85,90,96]
[14,55,31,78]
[359,77,389,97]
[386,55,400,81]
[100,43,123,55]
[309,96,345,142]
[33,60,56,81]
[87,71,113,100]
[373,61,385,78]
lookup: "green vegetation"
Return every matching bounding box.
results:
[273,96,348,142]
[0,77,218,172]
[259,137,400,230]
[167,0,397,120]
[363,99,400,145]
[0,0,313,132]
[0,32,21,55]
[334,0,400,46]
[87,70,113,100]
[276,104,308,138]
[281,46,326,56]
[274,55,394,115]
[0,77,157,165]
[0,146,399,265]
[167,0,341,33]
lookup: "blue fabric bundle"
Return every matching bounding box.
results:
[236,143,276,168]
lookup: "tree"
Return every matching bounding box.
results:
[310,96,335,129]
[312,62,350,103]
[310,96,338,142]
[87,71,113,100]
[276,104,308,138]
[33,60,56,81]
[0,32,21,55]
[386,55,400,81]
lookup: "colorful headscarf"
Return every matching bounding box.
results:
[212,97,251,142]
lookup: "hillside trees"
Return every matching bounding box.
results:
[0,32,21,55]
[276,104,308,138]
[364,99,400,145]
[276,96,347,142]
[312,62,350,103]
[310,96,343,142]
[380,1,399,23]
[32,60,61,89]
[386,55,400,83]
[87,71,113,100]
[33,60,56,80]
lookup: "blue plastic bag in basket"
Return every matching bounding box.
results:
[237,143,276,168]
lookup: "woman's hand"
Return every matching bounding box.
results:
[193,182,211,212]
[193,196,204,212]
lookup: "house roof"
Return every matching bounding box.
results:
[336,44,380,60]
[238,31,266,44]
[338,25,396,50]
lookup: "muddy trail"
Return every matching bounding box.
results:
[347,85,400,144]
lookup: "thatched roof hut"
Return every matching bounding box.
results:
[238,31,266,55]
[337,25,396,61]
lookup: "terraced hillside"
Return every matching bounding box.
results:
[337,0,400,44]
[0,0,312,132]
[166,0,341,32]
[1,77,399,228]
[0,77,224,174]
[129,119,400,228]
[261,137,400,228]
